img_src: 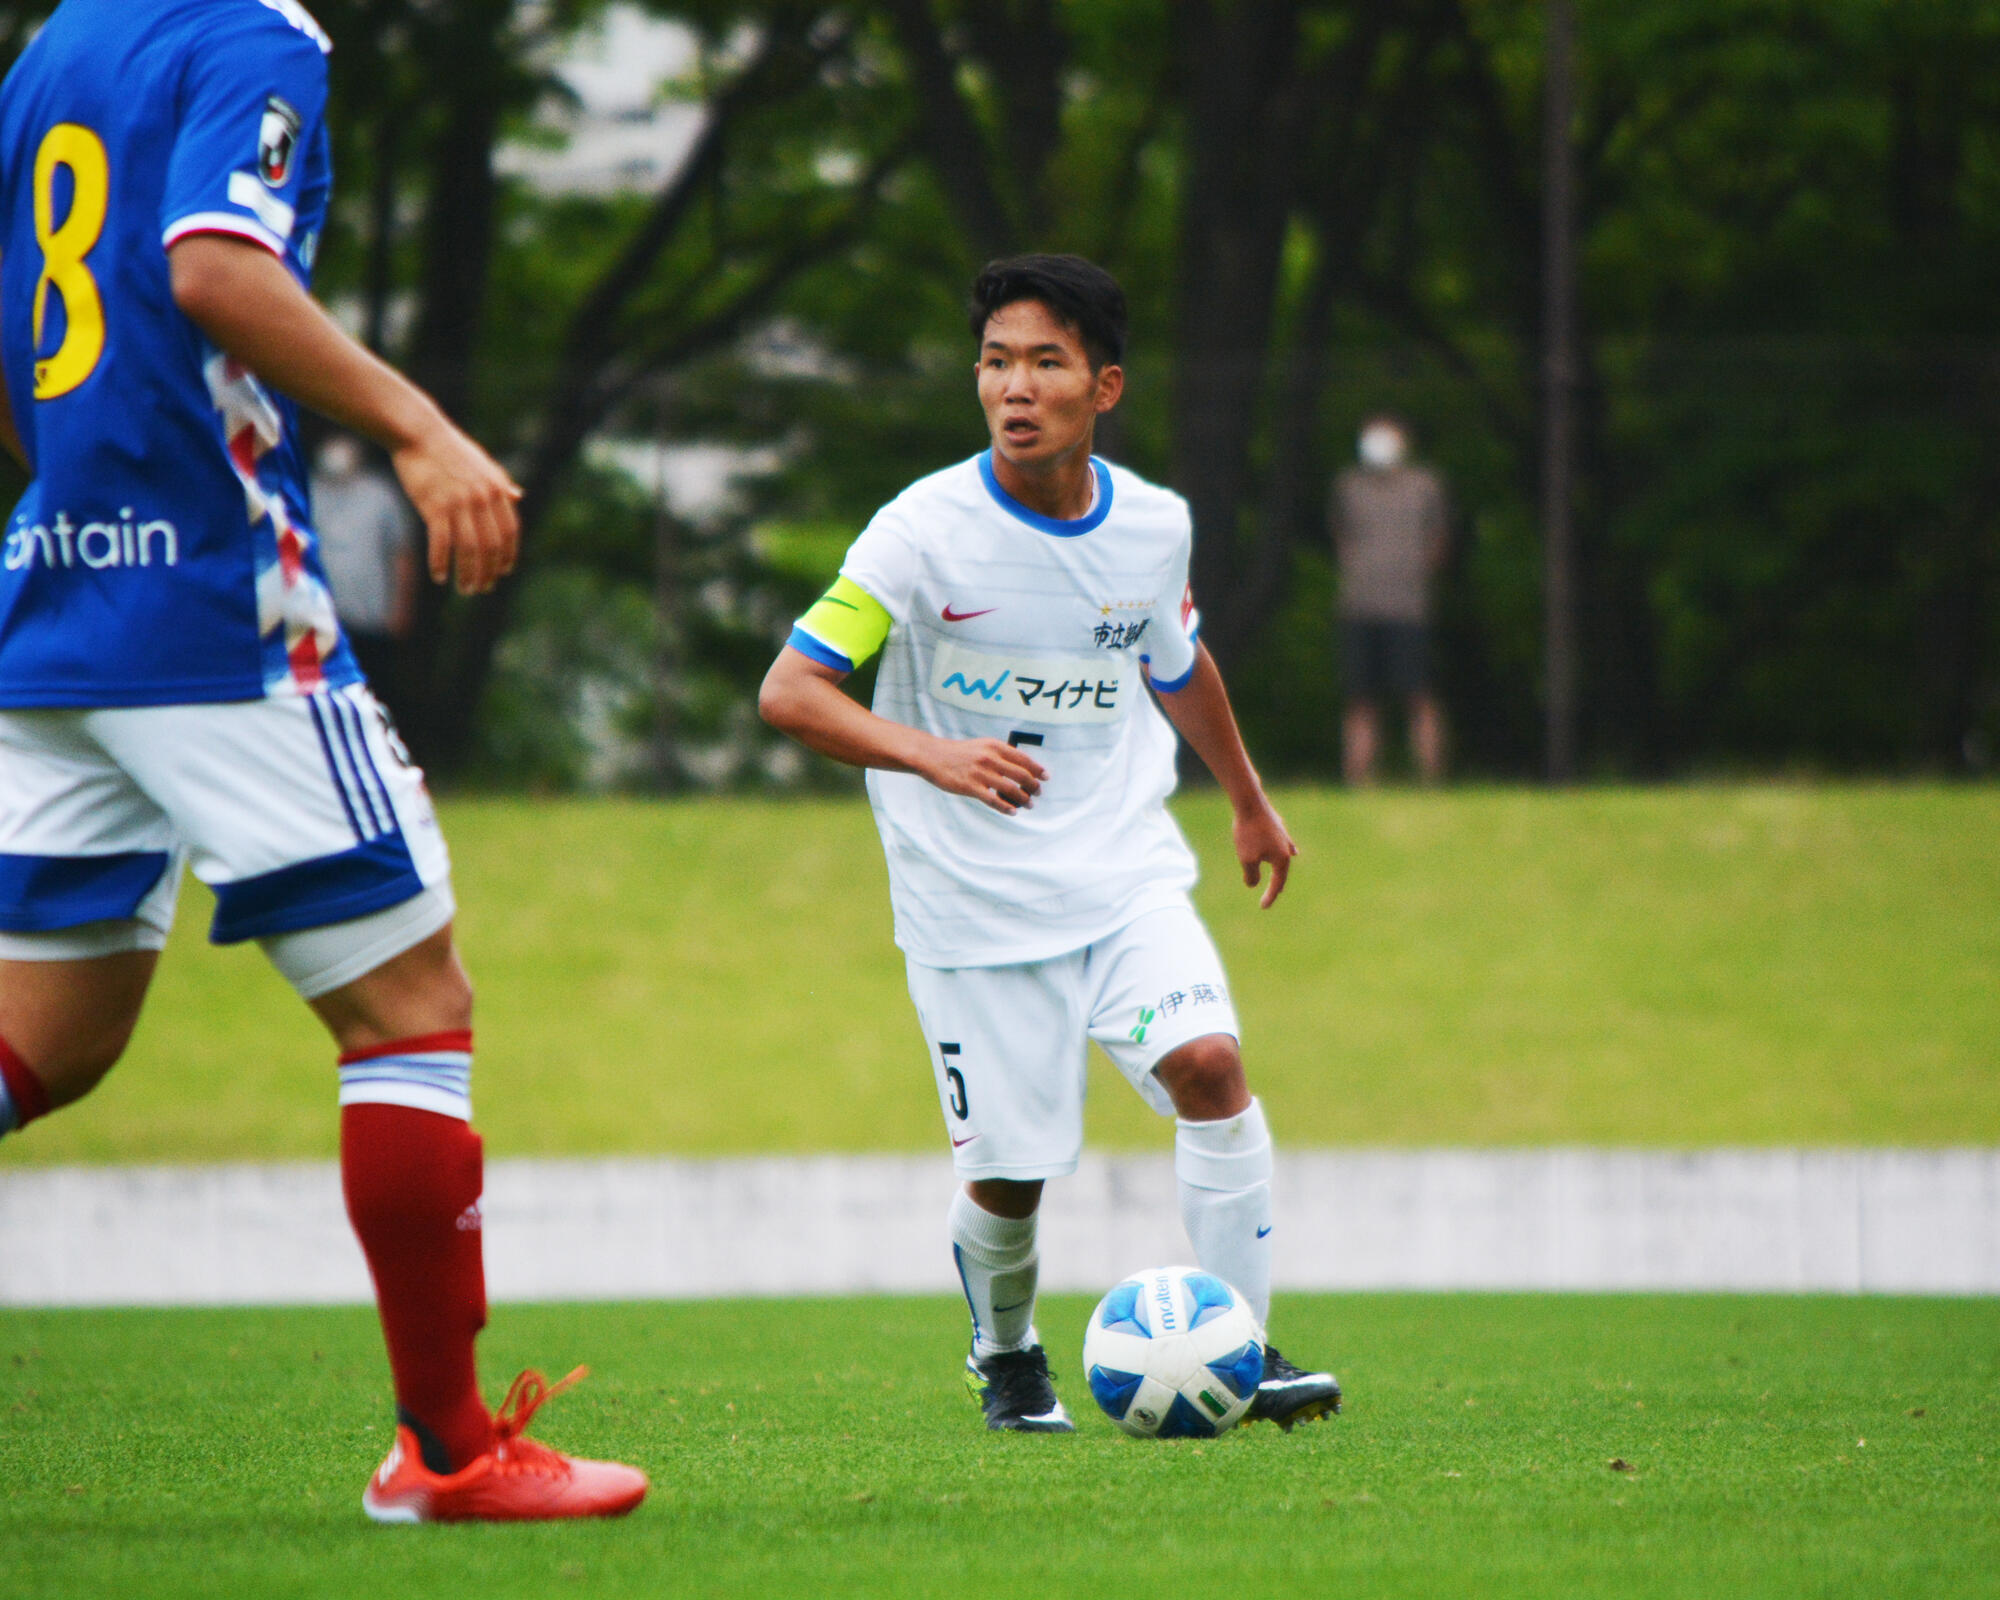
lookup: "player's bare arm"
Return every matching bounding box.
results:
[758,647,1047,815]
[166,234,518,596]
[1154,642,1298,908]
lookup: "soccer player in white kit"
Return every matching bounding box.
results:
[761,255,1341,1432]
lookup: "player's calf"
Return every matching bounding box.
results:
[0,945,159,1130]
[1173,1094,1274,1328]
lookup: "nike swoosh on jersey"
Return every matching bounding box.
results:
[1256,1225,1273,1238]
[942,605,997,622]
[952,1134,980,1148]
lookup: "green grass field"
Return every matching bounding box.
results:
[5,785,1995,1596]
[2,1293,1995,1598]
[4,783,1993,1165]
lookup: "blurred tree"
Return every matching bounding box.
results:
[303,1,913,768]
[1,0,1995,779]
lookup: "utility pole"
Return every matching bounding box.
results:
[1541,0,1579,782]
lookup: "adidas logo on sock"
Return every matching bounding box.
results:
[455,1201,483,1233]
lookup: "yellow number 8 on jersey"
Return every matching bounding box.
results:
[31,122,109,400]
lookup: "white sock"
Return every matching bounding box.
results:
[949,1189,1040,1359]
[1176,1097,1274,1327]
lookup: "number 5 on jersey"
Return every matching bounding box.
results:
[31,123,109,399]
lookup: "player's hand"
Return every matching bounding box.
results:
[1234,800,1297,908]
[921,737,1048,815]
[391,417,523,596]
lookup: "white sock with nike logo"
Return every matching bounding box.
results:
[950,1189,1040,1359]
[1176,1098,1274,1327]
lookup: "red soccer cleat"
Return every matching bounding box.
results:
[362,1367,648,1524]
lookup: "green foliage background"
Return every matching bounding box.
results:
[0,0,1995,780]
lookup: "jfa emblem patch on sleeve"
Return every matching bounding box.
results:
[258,97,301,188]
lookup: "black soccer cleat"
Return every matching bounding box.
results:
[964,1344,1075,1433]
[1246,1344,1343,1430]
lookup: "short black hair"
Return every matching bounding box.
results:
[969,254,1127,369]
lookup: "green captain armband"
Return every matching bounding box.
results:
[789,575,892,673]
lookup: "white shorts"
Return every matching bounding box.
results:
[0,686,451,982]
[905,900,1241,1181]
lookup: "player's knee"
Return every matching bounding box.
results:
[308,923,473,1051]
[429,947,475,1030]
[410,951,474,1037]
[1155,1034,1247,1120]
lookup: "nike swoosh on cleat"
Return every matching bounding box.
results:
[1256,1225,1273,1238]
[942,605,997,622]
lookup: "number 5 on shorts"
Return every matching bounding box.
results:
[939,1042,968,1120]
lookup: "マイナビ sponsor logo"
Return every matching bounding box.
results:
[929,640,1128,726]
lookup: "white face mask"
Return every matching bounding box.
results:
[1358,425,1406,469]
[317,438,363,478]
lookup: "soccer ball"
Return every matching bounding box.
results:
[1082,1266,1264,1438]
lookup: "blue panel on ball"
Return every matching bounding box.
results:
[1157,1393,1220,1439]
[1208,1340,1265,1400]
[1183,1272,1237,1329]
[1097,1281,1150,1338]
[1088,1365,1146,1420]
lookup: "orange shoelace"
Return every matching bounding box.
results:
[490,1366,589,1474]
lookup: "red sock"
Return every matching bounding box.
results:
[340,1098,493,1472]
[0,1034,49,1130]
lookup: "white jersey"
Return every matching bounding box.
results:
[800,452,1203,968]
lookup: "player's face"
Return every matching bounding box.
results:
[976,300,1123,473]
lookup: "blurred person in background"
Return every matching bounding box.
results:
[312,433,416,718]
[1330,413,1449,785]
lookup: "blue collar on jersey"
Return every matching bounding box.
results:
[977,450,1113,537]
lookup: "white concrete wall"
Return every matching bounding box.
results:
[2,1149,1995,1307]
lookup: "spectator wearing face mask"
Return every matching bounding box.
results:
[1330,414,1450,784]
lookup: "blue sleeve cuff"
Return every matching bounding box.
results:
[1143,624,1201,694]
[787,625,854,673]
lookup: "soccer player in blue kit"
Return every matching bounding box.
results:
[761,255,1343,1433]
[0,0,644,1521]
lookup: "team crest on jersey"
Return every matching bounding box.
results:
[259,97,302,188]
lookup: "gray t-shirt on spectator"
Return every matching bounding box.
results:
[312,469,413,635]
[1330,464,1449,622]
